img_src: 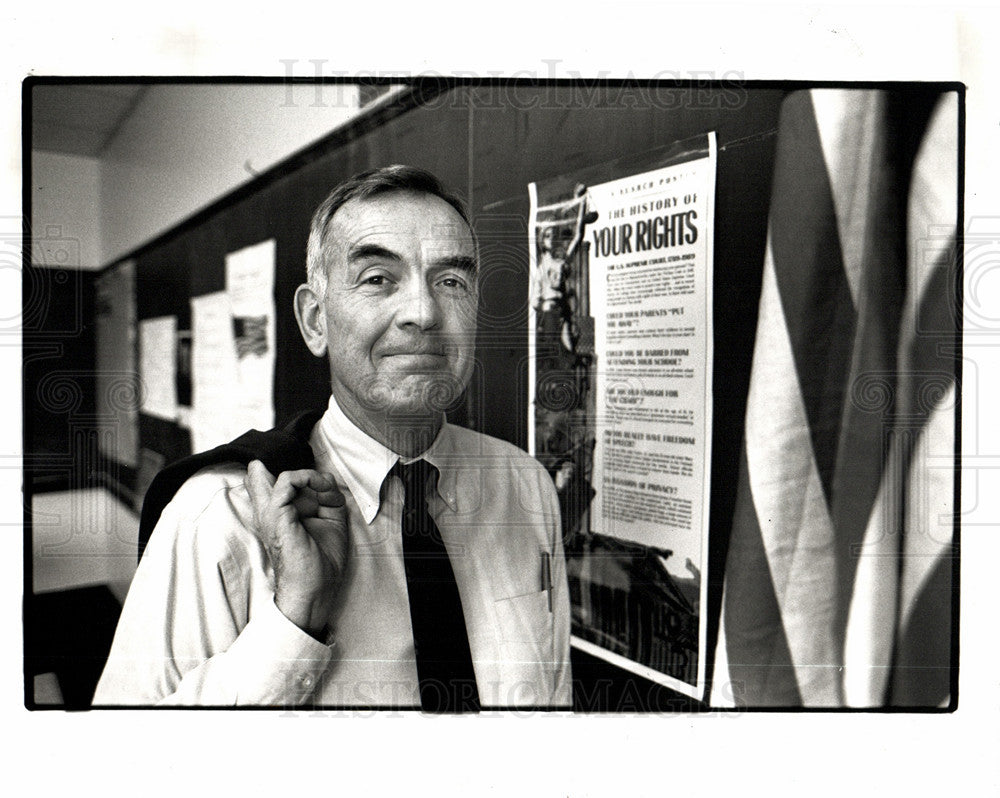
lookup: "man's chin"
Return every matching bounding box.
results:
[364,374,465,416]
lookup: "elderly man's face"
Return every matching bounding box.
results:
[315,190,478,427]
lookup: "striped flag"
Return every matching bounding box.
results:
[712,88,959,708]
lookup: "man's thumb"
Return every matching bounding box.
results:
[304,509,349,577]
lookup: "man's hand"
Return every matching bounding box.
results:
[244,460,348,640]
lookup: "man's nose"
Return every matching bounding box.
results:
[395,275,441,329]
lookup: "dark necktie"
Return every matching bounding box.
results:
[394,460,481,712]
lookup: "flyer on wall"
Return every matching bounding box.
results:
[527,133,716,700]
[188,239,277,453]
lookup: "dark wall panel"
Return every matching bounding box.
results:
[24,266,98,492]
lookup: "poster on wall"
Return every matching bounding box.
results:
[226,238,277,435]
[188,239,276,452]
[189,291,240,452]
[528,133,716,700]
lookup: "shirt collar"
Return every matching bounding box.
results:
[316,395,460,523]
[420,424,460,514]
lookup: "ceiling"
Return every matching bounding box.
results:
[30,84,148,157]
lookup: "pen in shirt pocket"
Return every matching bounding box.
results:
[541,551,552,612]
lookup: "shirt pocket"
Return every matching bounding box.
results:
[492,590,554,705]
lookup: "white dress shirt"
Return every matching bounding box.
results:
[94,396,571,708]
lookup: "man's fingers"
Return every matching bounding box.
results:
[262,468,332,508]
[275,469,334,492]
[248,465,344,527]
[290,477,344,517]
[314,483,346,508]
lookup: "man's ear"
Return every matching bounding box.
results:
[293,283,328,357]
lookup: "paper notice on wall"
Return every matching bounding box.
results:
[189,291,240,452]
[138,315,178,421]
[527,133,716,700]
[188,239,277,452]
[226,238,276,424]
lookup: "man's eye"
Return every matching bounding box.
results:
[438,277,468,291]
[363,274,388,286]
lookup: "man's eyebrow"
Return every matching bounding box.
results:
[347,243,403,263]
[433,255,478,274]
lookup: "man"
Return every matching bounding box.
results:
[95,165,571,709]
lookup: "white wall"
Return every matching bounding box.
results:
[30,150,102,268]
[99,83,361,265]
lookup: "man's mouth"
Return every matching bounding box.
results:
[381,349,449,368]
[381,343,448,359]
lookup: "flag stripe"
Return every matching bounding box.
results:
[845,91,957,707]
[729,238,841,705]
[842,436,903,705]
[890,383,956,706]
[768,91,857,511]
[722,446,802,706]
[812,90,881,305]
[827,91,910,640]
[887,91,959,706]
[890,552,954,707]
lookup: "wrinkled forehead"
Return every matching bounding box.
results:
[325,190,476,257]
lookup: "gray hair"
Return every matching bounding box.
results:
[305,164,476,295]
